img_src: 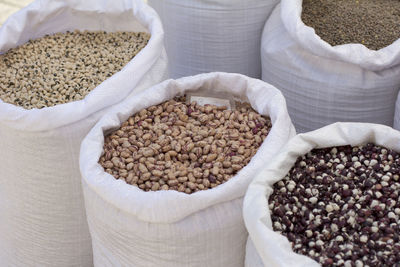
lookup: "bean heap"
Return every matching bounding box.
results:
[301,0,400,50]
[99,96,271,194]
[269,144,400,266]
[0,30,150,109]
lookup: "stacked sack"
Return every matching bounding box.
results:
[261,0,400,133]
[0,0,167,266]
[148,0,279,79]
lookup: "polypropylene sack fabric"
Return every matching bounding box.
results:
[261,0,400,133]
[0,0,168,266]
[245,237,264,267]
[79,72,296,267]
[243,122,400,267]
[394,93,400,131]
[148,0,279,79]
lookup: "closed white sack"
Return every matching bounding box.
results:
[80,72,296,267]
[0,0,168,266]
[148,0,279,79]
[261,0,400,133]
[243,122,400,266]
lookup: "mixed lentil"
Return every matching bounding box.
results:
[270,143,400,266]
[0,30,150,109]
[301,0,400,50]
[99,96,272,194]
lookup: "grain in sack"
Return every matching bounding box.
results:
[80,72,295,267]
[244,122,400,266]
[261,0,400,133]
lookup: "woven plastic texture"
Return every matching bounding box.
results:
[0,0,168,265]
[80,72,295,267]
[148,0,279,79]
[244,122,400,266]
[261,1,400,133]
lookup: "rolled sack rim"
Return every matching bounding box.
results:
[149,0,279,11]
[0,0,165,132]
[243,122,400,267]
[280,0,400,71]
[80,72,296,224]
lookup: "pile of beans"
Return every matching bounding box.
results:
[269,143,400,266]
[0,30,150,109]
[301,0,400,50]
[99,96,271,194]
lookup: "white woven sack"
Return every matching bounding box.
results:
[261,0,400,133]
[80,72,295,267]
[148,0,279,79]
[245,237,265,267]
[394,93,400,130]
[0,0,168,266]
[243,122,400,266]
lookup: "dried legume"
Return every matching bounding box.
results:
[0,30,150,109]
[99,96,272,194]
[301,0,400,50]
[270,143,400,266]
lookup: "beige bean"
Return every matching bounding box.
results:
[100,96,271,194]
